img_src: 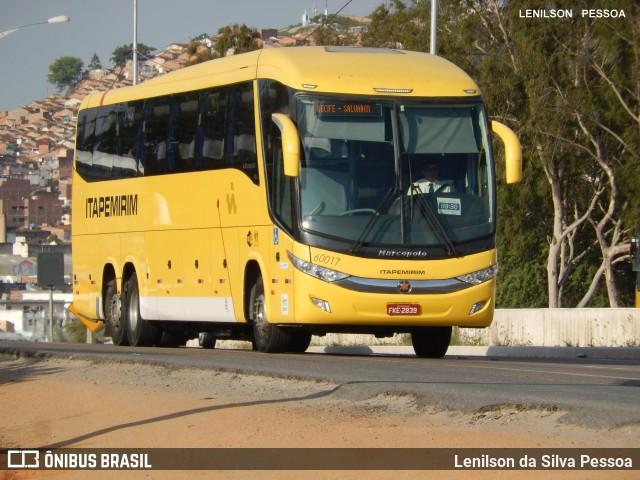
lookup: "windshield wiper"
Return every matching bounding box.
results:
[411,194,457,255]
[348,186,398,254]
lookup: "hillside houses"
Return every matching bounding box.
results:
[0,16,372,325]
[0,19,369,249]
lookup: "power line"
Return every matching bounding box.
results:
[298,0,354,44]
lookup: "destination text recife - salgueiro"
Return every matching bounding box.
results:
[70,46,522,357]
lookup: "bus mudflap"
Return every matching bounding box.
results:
[68,304,104,332]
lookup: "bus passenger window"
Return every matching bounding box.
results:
[202,92,226,169]
[226,84,258,184]
[75,109,96,179]
[202,82,258,183]
[143,100,170,175]
[114,102,141,178]
[171,93,199,172]
[93,105,116,179]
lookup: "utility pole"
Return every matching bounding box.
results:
[133,0,138,85]
[48,285,54,342]
[632,237,639,307]
[430,0,438,55]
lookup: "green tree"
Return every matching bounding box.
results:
[214,24,260,57]
[358,0,639,307]
[305,14,364,46]
[47,56,84,93]
[88,53,102,70]
[110,43,156,67]
[187,40,217,66]
[312,23,358,46]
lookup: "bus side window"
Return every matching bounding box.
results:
[114,102,141,178]
[171,93,199,172]
[76,109,96,180]
[270,122,294,230]
[259,79,294,230]
[142,99,170,176]
[93,105,116,179]
[225,84,258,185]
[201,91,226,170]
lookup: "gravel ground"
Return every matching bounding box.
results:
[1,355,638,480]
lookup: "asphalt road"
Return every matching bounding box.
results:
[1,340,639,429]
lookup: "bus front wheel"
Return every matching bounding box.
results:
[411,327,452,359]
[288,331,312,353]
[250,277,291,353]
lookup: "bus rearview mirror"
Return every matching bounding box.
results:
[272,113,300,177]
[491,120,522,184]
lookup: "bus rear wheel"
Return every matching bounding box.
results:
[124,272,159,346]
[411,327,452,359]
[251,277,291,353]
[105,279,128,346]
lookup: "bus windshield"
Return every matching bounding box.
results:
[295,97,495,253]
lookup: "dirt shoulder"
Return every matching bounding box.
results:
[1,355,638,480]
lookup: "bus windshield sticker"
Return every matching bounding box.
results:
[437,197,461,216]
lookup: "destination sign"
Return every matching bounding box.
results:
[315,101,382,117]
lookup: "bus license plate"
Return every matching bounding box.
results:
[387,303,421,316]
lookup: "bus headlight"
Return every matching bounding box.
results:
[456,264,498,285]
[288,251,349,283]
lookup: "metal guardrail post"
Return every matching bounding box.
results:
[631,237,639,308]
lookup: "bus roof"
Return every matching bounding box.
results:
[81,46,481,109]
[258,47,481,98]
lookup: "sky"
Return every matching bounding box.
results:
[0,0,387,112]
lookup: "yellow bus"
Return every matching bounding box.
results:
[70,46,521,357]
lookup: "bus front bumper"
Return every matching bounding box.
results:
[280,275,496,329]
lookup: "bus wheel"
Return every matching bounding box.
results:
[124,272,159,346]
[105,279,128,346]
[158,330,187,348]
[411,327,452,359]
[288,331,312,353]
[199,332,216,349]
[251,277,291,353]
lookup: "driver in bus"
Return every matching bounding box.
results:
[408,161,452,195]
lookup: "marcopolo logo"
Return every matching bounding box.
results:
[378,250,428,258]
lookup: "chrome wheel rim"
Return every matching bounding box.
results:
[108,293,122,329]
[128,288,139,332]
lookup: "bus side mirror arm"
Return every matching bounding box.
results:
[491,120,522,184]
[272,113,300,177]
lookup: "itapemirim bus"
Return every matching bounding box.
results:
[70,46,522,357]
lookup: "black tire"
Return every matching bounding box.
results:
[411,327,452,359]
[104,278,128,346]
[288,331,312,353]
[199,332,216,349]
[124,272,159,346]
[251,277,291,353]
[158,330,187,348]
